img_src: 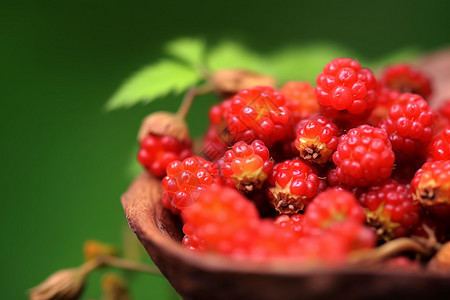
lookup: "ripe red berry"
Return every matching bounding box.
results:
[267,159,320,214]
[295,116,339,164]
[225,86,291,146]
[315,58,377,126]
[181,185,260,257]
[137,134,192,177]
[162,156,220,214]
[303,188,366,229]
[379,93,435,157]
[379,64,432,99]
[428,127,450,162]
[221,140,273,192]
[333,125,395,186]
[359,179,420,240]
[279,81,319,123]
[274,214,305,238]
[411,160,450,219]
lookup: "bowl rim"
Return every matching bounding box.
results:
[122,172,450,279]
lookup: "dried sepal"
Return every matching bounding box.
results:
[137,111,190,143]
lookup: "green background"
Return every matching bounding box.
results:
[1,1,450,299]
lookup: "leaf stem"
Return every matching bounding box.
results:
[350,237,433,265]
[176,83,213,119]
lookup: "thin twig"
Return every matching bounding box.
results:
[176,83,213,119]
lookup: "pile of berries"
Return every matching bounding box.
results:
[139,58,450,266]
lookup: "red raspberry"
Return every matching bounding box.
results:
[279,81,319,123]
[181,185,259,257]
[181,185,300,262]
[411,160,450,219]
[412,214,449,244]
[274,214,304,238]
[303,188,366,229]
[333,125,395,186]
[162,156,220,214]
[221,140,273,192]
[379,93,435,157]
[267,159,320,214]
[315,58,377,126]
[379,64,432,99]
[295,116,339,164]
[199,125,230,163]
[137,134,192,177]
[428,127,450,162]
[303,188,376,259]
[368,86,400,126]
[358,179,420,240]
[225,86,291,147]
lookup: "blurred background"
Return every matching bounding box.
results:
[1,0,450,299]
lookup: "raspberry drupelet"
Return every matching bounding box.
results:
[279,81,319,123]
[411,160,450,219]
[379,64,432,100]
[221,140,273,192]
[162,156,220,214]
[267,159,320,214]
[379,93,435,158]
[428,127,450,162]
[333,125,395,186]
[225,86,291,147]
[295,116,340,164]
[359,179,420,240]
[137,134,192,177]
[315,58,377,127]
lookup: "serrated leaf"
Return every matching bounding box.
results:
[266,42,356,83]
[105,59,201,111]
[207,40,266,72]
[165,37,206,67]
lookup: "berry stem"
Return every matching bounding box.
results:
[176,83,213,119]
[350,238,432,265]
[95,254,162,275]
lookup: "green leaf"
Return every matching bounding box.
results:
[105,59,201,111]
[367,47,422,73]
[266,42,356,84]
[165,37,206,67]
[207,40,266,72]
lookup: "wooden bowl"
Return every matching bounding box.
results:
[122,172,450,300]
[122,49,450,299]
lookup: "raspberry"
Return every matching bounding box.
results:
[379,93,435,157]
[428,127,450,162]
[295,116,339,164]
[199,125,230,163]
[137,134,192,177]
[315,58,377,126]
[279,81,319,123]
[274,214,305,238]
[333,125,395,186]
[267,159,320,214]
[368,86,401,126]
[221,140,273,192]
[303,188,376,258]
[181,185,296,262]
[225,86,291,147]
[379,64,432,99]
[161,156,220,214]
[303,188,366,229]
[358,179,420,240]
[411,160,450,219]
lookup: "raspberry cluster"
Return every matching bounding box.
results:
[138,58,450,266]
